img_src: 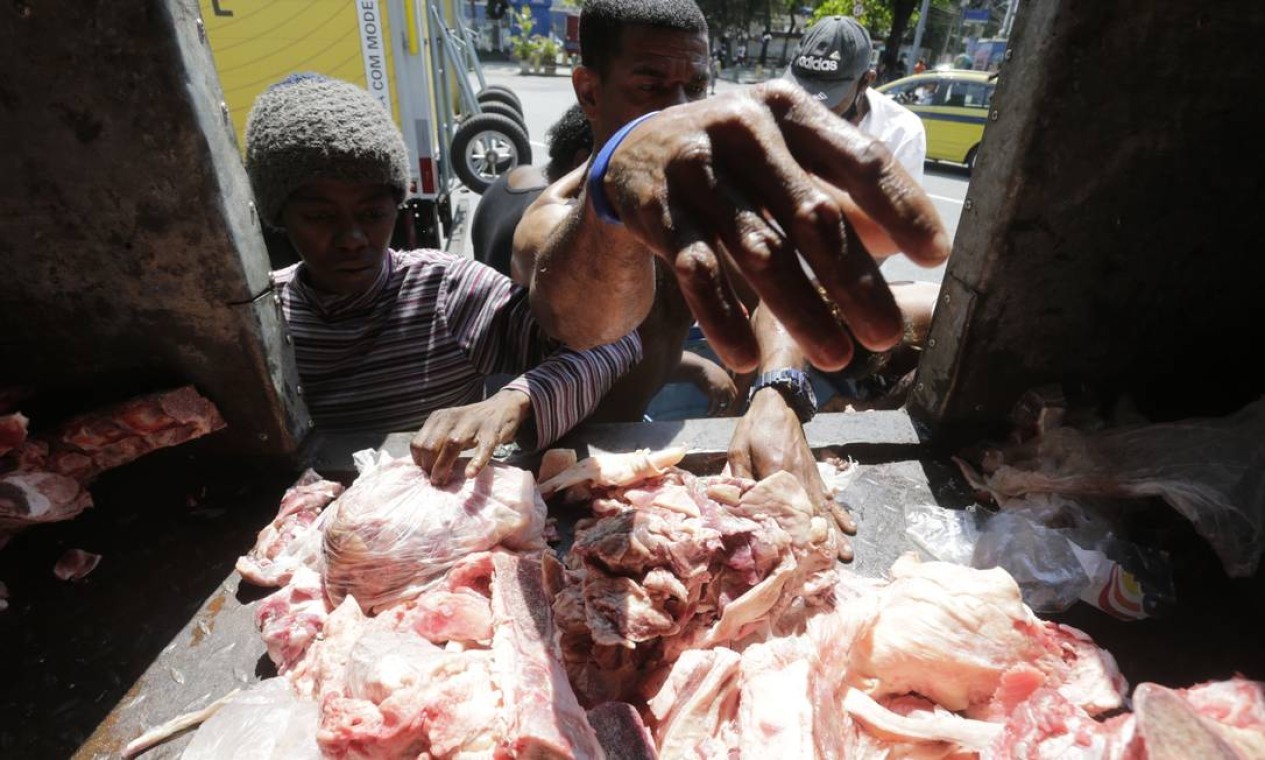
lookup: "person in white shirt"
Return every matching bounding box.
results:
[783,15,927,187]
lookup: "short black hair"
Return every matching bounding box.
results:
[544,104,594,182]
[580,0,708,78]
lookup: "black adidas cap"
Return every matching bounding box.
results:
[783,16,873,109]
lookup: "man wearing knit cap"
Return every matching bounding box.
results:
[783,15,926,183]
[246,73,642,483]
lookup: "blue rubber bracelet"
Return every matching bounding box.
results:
[587,110,660,225]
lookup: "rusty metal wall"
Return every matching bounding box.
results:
[912,1,1265,439]
[0,0,308,454]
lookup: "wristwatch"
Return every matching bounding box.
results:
[749,368,817,423]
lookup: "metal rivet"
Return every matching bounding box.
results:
[284,333,292,345]
[915,382,925,393]
[990,110,999,121]
[295,385,304,396]
[928,338,936,348]
[248,201,257,225]
[1005,49,1013,61]
[942,293,952,305]
[964,199,974,211]
[273,292,282,306]
[257,432,269,441]
[220,101,229,123]
[196,17,205,42]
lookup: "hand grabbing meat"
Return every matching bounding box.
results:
[728,386,856,561]
[411,390,532,484]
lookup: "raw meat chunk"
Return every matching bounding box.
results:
[237,470,344,587]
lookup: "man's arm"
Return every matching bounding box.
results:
[515,164,656,347]
[727,303,856,561]
[524,82,950,374]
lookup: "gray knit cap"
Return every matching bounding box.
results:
[245,73,410,227]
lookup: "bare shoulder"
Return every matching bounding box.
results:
[511,164,587,280]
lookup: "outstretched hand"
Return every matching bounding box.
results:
[599,80,949,373]
[411,390,532,484]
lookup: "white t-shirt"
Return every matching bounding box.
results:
[857,88,927,185]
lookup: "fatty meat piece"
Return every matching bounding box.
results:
[845,554,1126,716]
[237,470,344,587]
[255,567,329,676]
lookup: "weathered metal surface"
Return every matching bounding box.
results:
[0,446,294,759]
[0,0,308,455]
[305,410,928,477]
[911,0,1265,440]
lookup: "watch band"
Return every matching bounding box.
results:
[749,368,817,423]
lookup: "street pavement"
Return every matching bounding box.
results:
[455,63,969,286]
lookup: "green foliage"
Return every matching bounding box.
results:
[537,35,560,64]
[810,0,892,34]
[807,0,955,40]
[510,6,538,62]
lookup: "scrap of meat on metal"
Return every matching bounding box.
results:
[0,386,225,540]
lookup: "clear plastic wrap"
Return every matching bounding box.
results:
[905,495,1174,617]
[181,679,320,760]
[323,452,546,612]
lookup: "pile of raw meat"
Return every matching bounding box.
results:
[182,448,1263,759]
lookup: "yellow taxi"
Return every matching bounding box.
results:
[877,70,996,171]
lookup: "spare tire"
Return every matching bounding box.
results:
[478,85,522,110]
[477,89,524,117]
[478,101,527,130]
[451,113,532,194]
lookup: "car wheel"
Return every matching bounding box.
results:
[965,145,979,173]
[451,113,532,194]
[476,89,524,117]
[477,101,528,131]
[477,85,522,111]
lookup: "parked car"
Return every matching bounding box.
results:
[877,69,996,172]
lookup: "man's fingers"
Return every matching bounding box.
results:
[765,82,951,268]
[677,179,856,372]
[727,440,754,479]
[428,433,466,485]
[814,220,903,351]
[828,498,858,535]
[837,534,855,563]
[704,97,903,353]
[412,416,449,471]
[464,431,498,480]
[668,227,760,373]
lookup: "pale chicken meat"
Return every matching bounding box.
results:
[538,447,687,497]
[844,554,1126,716]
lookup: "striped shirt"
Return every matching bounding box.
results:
[272,249,642,448]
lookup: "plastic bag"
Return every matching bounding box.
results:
[324,451,546,612]
[182,679,320,759]
[905,495,1174,617]
[903,502,984,566]
[976,397,1265,577]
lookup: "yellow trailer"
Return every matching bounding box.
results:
[198,0,531,249]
